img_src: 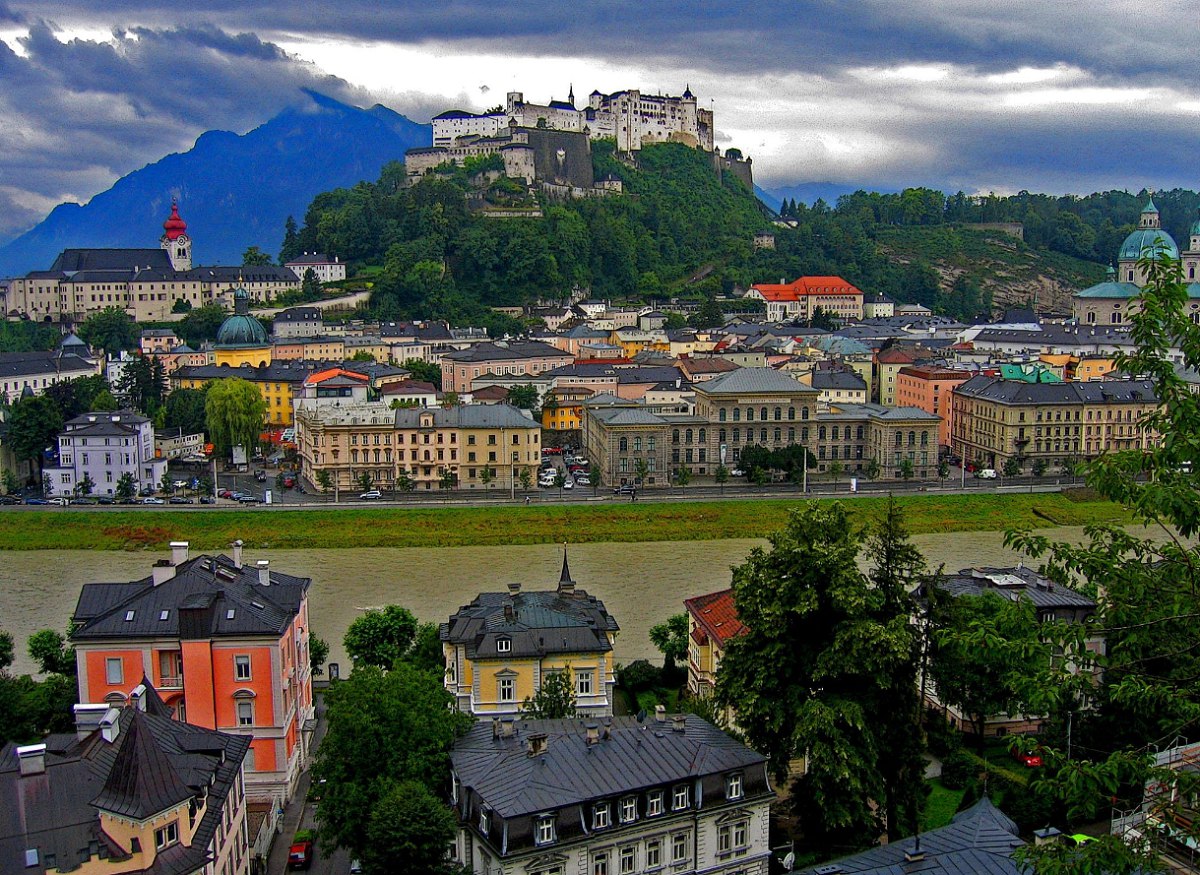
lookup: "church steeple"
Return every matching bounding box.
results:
[568,83,575,107]
[557,544,575,596]
[160,198,191,271]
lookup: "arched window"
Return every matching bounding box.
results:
[719,429,727,443]
[894,433,902,447]
[719,408,727,422]
[672,429,680,444]
[908,431,916,446]
[802,407,810,420]
[760,428,768,443]
[774,407,782,421]
[819,426,827,440]
[856,425,864,440]
[761,407,769,421]
[774,428,782,443]
[733,408,741,422]
[619,437,628,452]
[920,432,929,446]
[698,428,706,443]
[802,427,809,441]
[685,429,693,444]
[788,427,795,442]
[733,428,740,443]
[788,407,796,420]
[746,408,754,421]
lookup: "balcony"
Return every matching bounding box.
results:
[159,675,183,690]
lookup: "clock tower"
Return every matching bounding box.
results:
[160,199,192,271]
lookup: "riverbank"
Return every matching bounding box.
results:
[0,491,1132,551]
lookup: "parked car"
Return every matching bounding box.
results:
[288,841,313,870]
[72,497,96,505]
[169,496,194,504]
[976,468,998,480]
[359,490,382,500]
[613,485,635,495]
[282,475,296,488]
[1013,745,1043,768]
[218,488,234,498]
[199,496,216,504]
[97,497,115,505]
[139,486,156,497]
[561,478,574,490]
[237,494,262,504]
[143,497,165,505]
[0,495,18,505]
[48,497,70,506]
[575,475,591,486]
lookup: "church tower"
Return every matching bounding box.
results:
[1183,207,1200,283]
[161,199,191,271]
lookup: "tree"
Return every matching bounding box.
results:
[518,467,533,492]
[116,355,165,414]
[1032,458,1049,477]
[828,460,844,487]
[163,387,209,437]
[479,466,495,491]
[310,636,329,677]
[648,614,688,672]
[0,630,13,670]
[242,246,272,266]
[689,298,725,329]
[312,662,471,858]
[316,469,333,494]
[402,359,442,385]
[506,384,539,411]
[356,472,373,494]
[205,378,266,460]
[78,307,137,354]
[1002,455,1023,478]
[522,666,576,719]
[177,304,229,347]
[27,629,75,677]
[1,469,20,495]
[171,297,192,314]
[74,473,95,497]
[553,469,566,497]
[634,457,650,485]
[716,503,922,854]
[349,350,376,362]
[438,467,457,490]
[864,458,881,481]
[115,472,136,500]
[344,605,420,669]
[714,464,729,493]
[362,780,459,875]
[279,215,301,264]
[674,466,691,488]
[159,470,175,495]
[396,468,415,493]
[91,389,118,412]
[7,395,63,478]
[301,268,321,299]
[937,459,950,485]
[43,374,110,421]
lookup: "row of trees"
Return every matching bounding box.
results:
[0,626,78,747]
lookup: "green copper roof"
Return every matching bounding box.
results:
[1075,281,1142,299]
[216,287,268,346]
[999,364,1062,383]
[1118,227,1178,261]
[1142,196,1159,215]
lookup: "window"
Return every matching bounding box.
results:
[719,824,733,853]
[497,637,511,653]
[237,701,253,726]
[646,840,661,867]
[498,677,516,702]
[593,802,610,829]
[672,832,688,862]
[576,670,593,696]
[673,784,689,810]
[620,796,637,823]
[619,846,636,874]
[234,655,251,680]
[592,852,609,875]
[536,815,556,845]
[154,821,179,850]
[105,658,123,685]
[479,809,490,835]
[727,773,743,799]
[648,787,667,816]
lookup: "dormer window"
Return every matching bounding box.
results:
[593,802,611,829]
[647,790,664,816]
[726,773,743,800]
[536,814,556,845]
[673,784,689,810]
[479,808,490,835]
[619,796,637,823]
[497,637,512,653]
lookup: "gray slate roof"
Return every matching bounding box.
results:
[932,566,1095,612]
[698,367,817,396]
[393,404,537,429]
[954,375,1157,405]
[0,351,94,380]
[451,714,766,818]
[441,341,567,363]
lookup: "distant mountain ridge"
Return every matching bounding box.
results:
[0,90,432,277]
[765,181,900,209]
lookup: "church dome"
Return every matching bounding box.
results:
[216,288,268,346]
[163,199,187,241]
[1118,227,1178,261]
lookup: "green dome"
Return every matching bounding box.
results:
[216,288,268,346]
[1118,227,1178,261]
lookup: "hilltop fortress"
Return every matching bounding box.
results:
[407,86,751,196]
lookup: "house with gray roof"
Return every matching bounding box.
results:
[450,710,772,875]
[43,410,167,499]
[0,681,250,875]
[0,349,99,404]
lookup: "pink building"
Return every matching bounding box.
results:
[895,365,970,449]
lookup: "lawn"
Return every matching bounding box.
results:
[923,778,966,831]
[0,491,1134,552]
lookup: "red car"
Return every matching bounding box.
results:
[1013,747,1043,768]
[288,840,313,869]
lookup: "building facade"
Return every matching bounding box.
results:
[283,253,347,284]
[0,349,99,404]
[745,276,865,323]
[441,341,574,394]
[44,410,167,498]
[450,712,771,875]
[895,365,972,450]
[70,543,315,805]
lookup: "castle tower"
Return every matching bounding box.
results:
[160,199,191,271]
[1139,195,1161,230]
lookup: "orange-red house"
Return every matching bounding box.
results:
[746,276,864,322]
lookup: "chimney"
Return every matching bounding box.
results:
[232,539,244,569]
[671,714,687,733]
[500,717,516,739]
[100,708,121,743]
[74,703,110,739]
[1033,826,1063,846]
[130,683,147,711]
[601,720,612,740]
[507,582,521,595]
[585,722,600,745]
[151,559,176,586]
[257,560,271,586]
[16,743,47,776]
[170,541,189,566]
[903,843,925,863]
[526,732,549,757]
[503,600,514,623]
[492,716,501,739]
[655,704,666,723]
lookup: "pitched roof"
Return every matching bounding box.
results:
[954,374,1157,405]
[696,367,817,396]
[392,404,538,429]
[441,341,568,363]
[90,709,194,819]
[931,566,1096,612]
[684,589,746,647]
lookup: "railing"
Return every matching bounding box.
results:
[159,675,183,689]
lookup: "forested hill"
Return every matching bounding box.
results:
[290,143,1180,325]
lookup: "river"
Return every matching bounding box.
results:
[2,525,1151,677]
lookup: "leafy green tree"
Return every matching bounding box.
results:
[1032,458,1049,477]
[344,605,420,669]
[864,458,881,480]
[553,469,566,497]
[43,374,110,421]
[78,307,137,354]
[316,469,333,494]
[312,662,471,858]
[362,780,459,875]
[356,472,373,494]
[176,304,229,347]
[7,395,63,478]
[717,503,923,854]
[74,473,95,496]
[205,378,266,460]
[301,267,321,299]
[27,629,75,677]
[116,355,165,414]
[163,387,209,437]
[402,359,442,385]
[159,470,175,495]
[674,466,691,488]
[505,384,539,410]
[899,458,914,480]
[242,246,272,266]
[937,459,950,485]
[115,472,136,500]
[279,215,301,264]
[438,467,457,490]
[714,464,729,492]
[91,389,118,412]
[0,630,13,669]
[310,636,329,677]
[349,350,376,362]
[648,614,688,672]
[522,667,577,719]
[1,469,21,495]
[689,298,726,329]
[171,297,192,314]
[828,460,844,486]
[518,467,533,492]
[634,457,650,485]
[1002,455,1023,478]
[479,466,495,491]
[396,468,415,493]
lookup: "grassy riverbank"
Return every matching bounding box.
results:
[0,491,1133,551]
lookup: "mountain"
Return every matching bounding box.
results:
[0,90,431,277]
[766,181,898,208]
[754,185,782,213]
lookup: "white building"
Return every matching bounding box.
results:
[283,253,347,285]
[44,410,167,497]
[0,342,99,405]
[450,711,772,875]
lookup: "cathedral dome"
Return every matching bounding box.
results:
[216,288,268,346]
[1118,227,1178,262]
[162,200,187,241]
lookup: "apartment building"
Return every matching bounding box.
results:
[746,276,865,322]
[441,554,619,716]
[451,710,770,875]
[441,341,573,393]
[951,375,1157,470]
[44,410,167,498]
[895,365,972,450]
[0,349,99,404]
[70,542,315,805]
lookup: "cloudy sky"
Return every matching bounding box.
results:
[1,1,1198,242]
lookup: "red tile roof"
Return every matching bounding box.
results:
[749,276,863,301]
[876,348,918,364]
[684,588,746,647]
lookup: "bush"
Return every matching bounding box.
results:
[940,751,979,790]
[925,710,963,758]
[617,659,662,692]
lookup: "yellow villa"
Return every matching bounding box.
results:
[440,553,619,717]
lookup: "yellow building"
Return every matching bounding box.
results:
[541,385,592,432]
[684,588,743,728]
[440,554,620,717]
[610,327,669,359]
[171,362,309,428]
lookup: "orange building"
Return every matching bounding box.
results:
[70,541,314,806]
[895,365,971,450]
[746,276,865,322]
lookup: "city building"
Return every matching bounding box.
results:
[44,410,167,498]
[542,385,593,432]
[449,710,771,875]
[213,288,271,368]
[0,347,99,404]
[294,400,541,493]
[70,542,315,805]
[441,341,573,394]
[441,554,619,716]
[684,589,745,731]
[802,367,869,404]
[862,292,896,318]
[283,253,347,284]
[745,276,865,323]
[895,365,972,450]
[139,328,180,354]
[0,682,251,875]
[951,375,1157,470]
[171,360,321,429]
[155,428,206,461]
[271,306,324,339]
[874,347,918,406]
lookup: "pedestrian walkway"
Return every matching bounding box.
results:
[265,694,327,875]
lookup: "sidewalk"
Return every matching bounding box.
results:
[264,694,327,875]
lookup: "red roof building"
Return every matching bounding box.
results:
[746,276,864,322]
[683,589,746,702]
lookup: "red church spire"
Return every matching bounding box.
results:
[163,198,188,240]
